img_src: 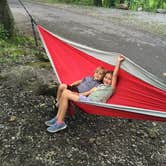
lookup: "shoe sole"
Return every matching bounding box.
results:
[47,125,67,133]
[45,118,57,127]
[45,122,55,127]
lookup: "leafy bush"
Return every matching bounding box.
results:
[45,0,93,5]
[35,0,166,11]
[0,31,37,63]
[127,0,166,11]
[0,24,9,40]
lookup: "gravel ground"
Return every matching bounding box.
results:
[0,1,166,166]
[0,63,166,165]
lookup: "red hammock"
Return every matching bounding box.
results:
[37,25,166,122]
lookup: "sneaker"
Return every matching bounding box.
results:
[45,118,57,127]
[47,122,67,133]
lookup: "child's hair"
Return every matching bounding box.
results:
[105,70,113,75]
[95,66,106,75]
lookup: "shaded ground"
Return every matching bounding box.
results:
[0,0,166,165]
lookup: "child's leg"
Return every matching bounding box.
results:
[56,84,67,102]
[56,89,79,123]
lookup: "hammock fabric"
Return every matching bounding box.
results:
[37,25,166,122]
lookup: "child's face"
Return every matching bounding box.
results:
[103,73,112,85]
[93,69,105,81]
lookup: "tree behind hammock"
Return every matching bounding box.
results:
[0,0,14,38]
[93,0,102,6]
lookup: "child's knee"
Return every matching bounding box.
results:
[59,84,67,90]
[61,89,69,98]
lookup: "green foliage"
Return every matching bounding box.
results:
[34,0,166,11]
[102,0,111,7]
[127,0,166,11]
[45,0,93,5]
[0,31,36,63]
[0,0,14,37]
[73,0,93,5]
[0,24,9,40]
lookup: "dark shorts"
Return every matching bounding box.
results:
[67,85,79,92]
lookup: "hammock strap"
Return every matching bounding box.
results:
[18,0,38,46]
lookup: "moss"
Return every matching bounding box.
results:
[26,62,51,69]
[0,74,7,81]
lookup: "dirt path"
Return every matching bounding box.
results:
[9,0,166,82]
[0,1,165,166]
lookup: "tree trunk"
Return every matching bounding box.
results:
[157,0,163,8]
[93,0,102,7]
[127,0,131,8]
[0,0,14,37]
[109,0,115,7]
[120,0,125,3]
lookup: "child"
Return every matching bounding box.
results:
[45,55,125,133]
[56,66,106,104]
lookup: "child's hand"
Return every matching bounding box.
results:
[118,55,125,62]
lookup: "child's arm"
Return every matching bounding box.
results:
[70,79,82,86]
[80,87,96,96]
[111,55,125,90]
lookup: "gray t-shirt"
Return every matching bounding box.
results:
[87,84,113,102]
[77,76,101,93]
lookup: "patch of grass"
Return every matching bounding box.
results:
[0,37,32,63]
[27,61,51,69]
[0,24,10,40]
[33,0,93,6]
[0,25,44,64]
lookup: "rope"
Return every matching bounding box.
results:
[18,0,38,46]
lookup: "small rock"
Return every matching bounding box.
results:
[8,115,16,122]
[0,124,5,129]
[137,7,143,12]
[152,122,157,126]
[156,9,166,14]
[39,103,46,107]
[66,152,72,158]
[148,129,159,139]
[11,137,15,140]
[96,137,102,145]
[89,137,96,143]
[161,139,165,144]
[117,3,128,10]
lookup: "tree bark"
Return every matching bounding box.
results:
[0,0,14,37]
[127,0,131,8]
[157,0,163,8]
[93,0,102,7]
[109,0,115,7]
[120,0,125,4]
